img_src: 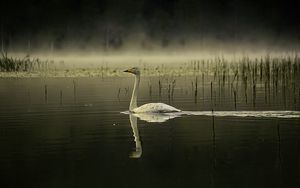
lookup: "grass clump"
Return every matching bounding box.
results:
[0,52,48,72]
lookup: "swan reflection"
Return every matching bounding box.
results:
[129,114,142,158]
[131,112,181,123]
[127,112,181,158]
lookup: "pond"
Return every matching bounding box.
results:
[0,76,299,187]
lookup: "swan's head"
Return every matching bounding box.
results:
[124,67,140,75]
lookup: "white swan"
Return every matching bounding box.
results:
[124,67,181,113]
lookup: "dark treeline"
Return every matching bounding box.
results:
[1,0,299,51]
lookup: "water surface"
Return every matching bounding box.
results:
[0,77,299,188]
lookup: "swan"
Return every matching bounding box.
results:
[124,67,181,113]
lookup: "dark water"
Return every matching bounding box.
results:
[0,77,300,188]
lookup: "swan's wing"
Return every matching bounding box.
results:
[133,103,181,113]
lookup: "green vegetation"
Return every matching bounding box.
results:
[0,52,49,72]
[2,53,298,110]
[0,54,299,88]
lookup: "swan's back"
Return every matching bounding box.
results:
[132,103,181,113]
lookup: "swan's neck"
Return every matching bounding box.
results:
[130,74,140,111]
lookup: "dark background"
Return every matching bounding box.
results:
[1,0,299,51]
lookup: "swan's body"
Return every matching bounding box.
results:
[132,103,180,113]
[124,67,181,113]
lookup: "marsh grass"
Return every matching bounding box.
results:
[1,53,300,109]
[145,54,300,110]
[0,52,50,72]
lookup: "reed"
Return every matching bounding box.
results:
[158,79,162,98]
[210,81,213,111]
[168,83,171,101]
[60,89,63,105]
[117,88,121,99]
[0,52,48,72]
[44,85,48,103]
[234,90,237,110]
[148,82,152,97]
[73,80,77,102]
[125,87,129,95]
[194,76,198,103]
[171,79,176,99]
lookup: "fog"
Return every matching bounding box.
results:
[1,0,299,57]
[2,29,300,55]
